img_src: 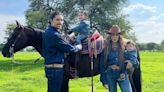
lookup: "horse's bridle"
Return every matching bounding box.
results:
[9,34,21,56]
[8,26,41,64]
[9,27,24,64]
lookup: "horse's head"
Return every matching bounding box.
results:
[2,21,29,57]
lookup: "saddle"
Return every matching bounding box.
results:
[67,31,104,79]
[80,31,104,58]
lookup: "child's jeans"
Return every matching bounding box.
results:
[76,34,87,44]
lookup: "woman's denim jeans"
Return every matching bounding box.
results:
[106,68,132,92]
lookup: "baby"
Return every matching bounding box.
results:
[118,41,139,81]
[69,10,90,45]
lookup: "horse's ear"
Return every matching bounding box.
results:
[16,20,21,28]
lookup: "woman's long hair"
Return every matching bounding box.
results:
[103,34,126,69]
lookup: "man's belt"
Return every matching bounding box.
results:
[45,64,64,68]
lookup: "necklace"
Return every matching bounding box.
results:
[112,44,118,51]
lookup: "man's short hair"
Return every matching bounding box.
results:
[49,11,63,20]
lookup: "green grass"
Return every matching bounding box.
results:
[0,51,164,92]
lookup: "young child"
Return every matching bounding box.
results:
[70,10,90,45]
[118,41,139,81]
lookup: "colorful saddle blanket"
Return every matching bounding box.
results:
[80,31,104,58]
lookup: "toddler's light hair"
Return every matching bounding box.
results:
[80,10,89,17]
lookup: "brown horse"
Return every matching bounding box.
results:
[2,21,142,92]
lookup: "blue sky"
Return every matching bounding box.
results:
[0,0,28,16]
[124,0,164,43]
[0,0,164,44]
[0,0,28,43]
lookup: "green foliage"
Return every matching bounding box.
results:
[59,0,132,37]
[1,52,164,92]
[25,0,135,40]
[26,10,48,29]
[158,44,164,51]
[0,43,5,51]
[146,42,159,51]
[25,0,64,30]
[161,39,164,44]
[137,41,164,51]
[4,24,16,41]
[137,43,148,51]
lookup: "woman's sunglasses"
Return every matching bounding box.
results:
[109,33,121,36]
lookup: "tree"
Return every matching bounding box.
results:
[161,39,164,44]
[25,0,62,30]
[25,0,136,40]
[146,42,158,51]
[4,23,16,41]
[158,44,164,51]
[158,40,164,51]
[0,43,5,51]
[26,10,48,29]
[137,43,147,51]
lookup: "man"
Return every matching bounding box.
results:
[42,11,82,92]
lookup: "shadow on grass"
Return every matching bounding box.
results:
[0,59,44,72]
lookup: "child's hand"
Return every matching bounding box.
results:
[125,60,131,63]
[111,65,120,70]
[103,84,108,89]
[126,62,133,69]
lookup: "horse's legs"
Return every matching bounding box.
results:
[128,68,137,92]
[132,67,142,92]
[61,74,69,92]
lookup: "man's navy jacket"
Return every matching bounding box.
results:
[42,26,79,65]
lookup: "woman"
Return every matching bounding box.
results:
[100,25,132,92]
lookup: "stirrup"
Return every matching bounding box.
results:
[70,67,78,79]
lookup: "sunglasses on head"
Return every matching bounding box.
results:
[109,33,121,36]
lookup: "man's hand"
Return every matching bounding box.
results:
[75,44,82,50]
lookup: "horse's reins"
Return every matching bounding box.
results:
[9,27,23,64]
[9,27,41,64]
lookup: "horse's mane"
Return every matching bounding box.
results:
[26,26,43,32]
